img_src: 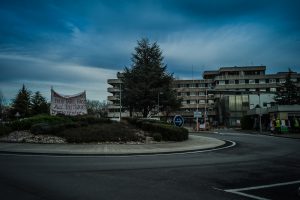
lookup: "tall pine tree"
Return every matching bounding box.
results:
[11,84,31,117]
[31,91,49,115]
[122,38,180,117]
[274,68,300,105]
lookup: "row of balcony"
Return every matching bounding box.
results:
[214,83,277,90]
[175,87,213,92]
[179,96,214,100]
[107,79,122,85]
[107,87,121,93]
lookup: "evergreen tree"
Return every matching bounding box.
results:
[0,90,5,120]
[274,68,300,105]
[122,38,180,117]
[11,84,32,117]
[86,100,108,117]
[31,91,49,115]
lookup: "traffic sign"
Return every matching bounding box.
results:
[173,115,184,127]
[194,111,202,118]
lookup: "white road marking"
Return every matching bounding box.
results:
[227,191,270,200]
[224,180,300,200]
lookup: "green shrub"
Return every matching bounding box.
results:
[0,124,12,136]
[152,133,162,142]
[30,123,66,135]
[70,115,111,124]
[241,115,254,130]
[123,118,188,141]
[60,123,139,143]
[9,114,70,131]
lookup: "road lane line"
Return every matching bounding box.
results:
[225,180,300,192]
[224,180,300,200]
[227,191,270,200]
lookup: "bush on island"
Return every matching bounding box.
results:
[122,117,188,141]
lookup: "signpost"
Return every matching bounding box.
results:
[173,115,184,127]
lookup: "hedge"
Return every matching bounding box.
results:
[0,124,12,137]
[59,123,139,143]
[9,114,71,131]
[123,117,188,141]
[241,115,254,130]
[9,114,111,132]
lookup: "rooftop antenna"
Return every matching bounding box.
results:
[192,65,194,82]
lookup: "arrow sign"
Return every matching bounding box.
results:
[173,115,184,127]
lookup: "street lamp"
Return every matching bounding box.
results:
[119,82,122,121]
[258,92,262,133]
[158,91,163,116]
[204,88,208,129]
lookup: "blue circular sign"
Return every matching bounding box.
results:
[173,115,184,127]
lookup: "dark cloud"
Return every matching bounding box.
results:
[0,0,300,101]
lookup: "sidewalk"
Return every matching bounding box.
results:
[0,135,225,155]
[231,128,300,139]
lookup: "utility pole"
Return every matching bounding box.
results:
[259,92,262,133]
[204,88,208,129]
[119,82,122,121]
[158,91,163,118]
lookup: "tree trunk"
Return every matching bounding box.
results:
[129,106,133,117]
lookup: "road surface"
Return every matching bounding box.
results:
[0,130,299,200]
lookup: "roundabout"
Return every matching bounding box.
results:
[0,135,233,156]
[0,130,299,200]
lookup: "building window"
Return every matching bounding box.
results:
[190,100,197,104]
[269,79,276,83]
[249,89,256,92]
[229,80,235,85]
[187,92,190,96]
[249,80,255,84]
[199,92,205,96]
[279,79,286,83]
[219,80,225,85]
[259,79,266,84]
[199,100,205,104]
[291,78,297,82]
[190,92,197,96]
[270,88,276,92]
[186,100,190,104]
[260,89,266,92]
[182,100,187,105]
[177,92,181,96]
[239,80,245,84]
[190,84,196,88]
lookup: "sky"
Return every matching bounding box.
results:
[0,0,300,102]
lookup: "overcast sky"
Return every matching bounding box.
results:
[1,0,300,102]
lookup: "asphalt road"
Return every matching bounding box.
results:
[0,130,300,200]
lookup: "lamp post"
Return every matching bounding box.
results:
[119,82,122,121]
[204,88,208,129]
[158,92,163,116]
[258,92,262,133]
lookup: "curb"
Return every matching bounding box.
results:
[0,140,235,157]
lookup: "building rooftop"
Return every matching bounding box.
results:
[203,70,219,75]
[219,66,266,72]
